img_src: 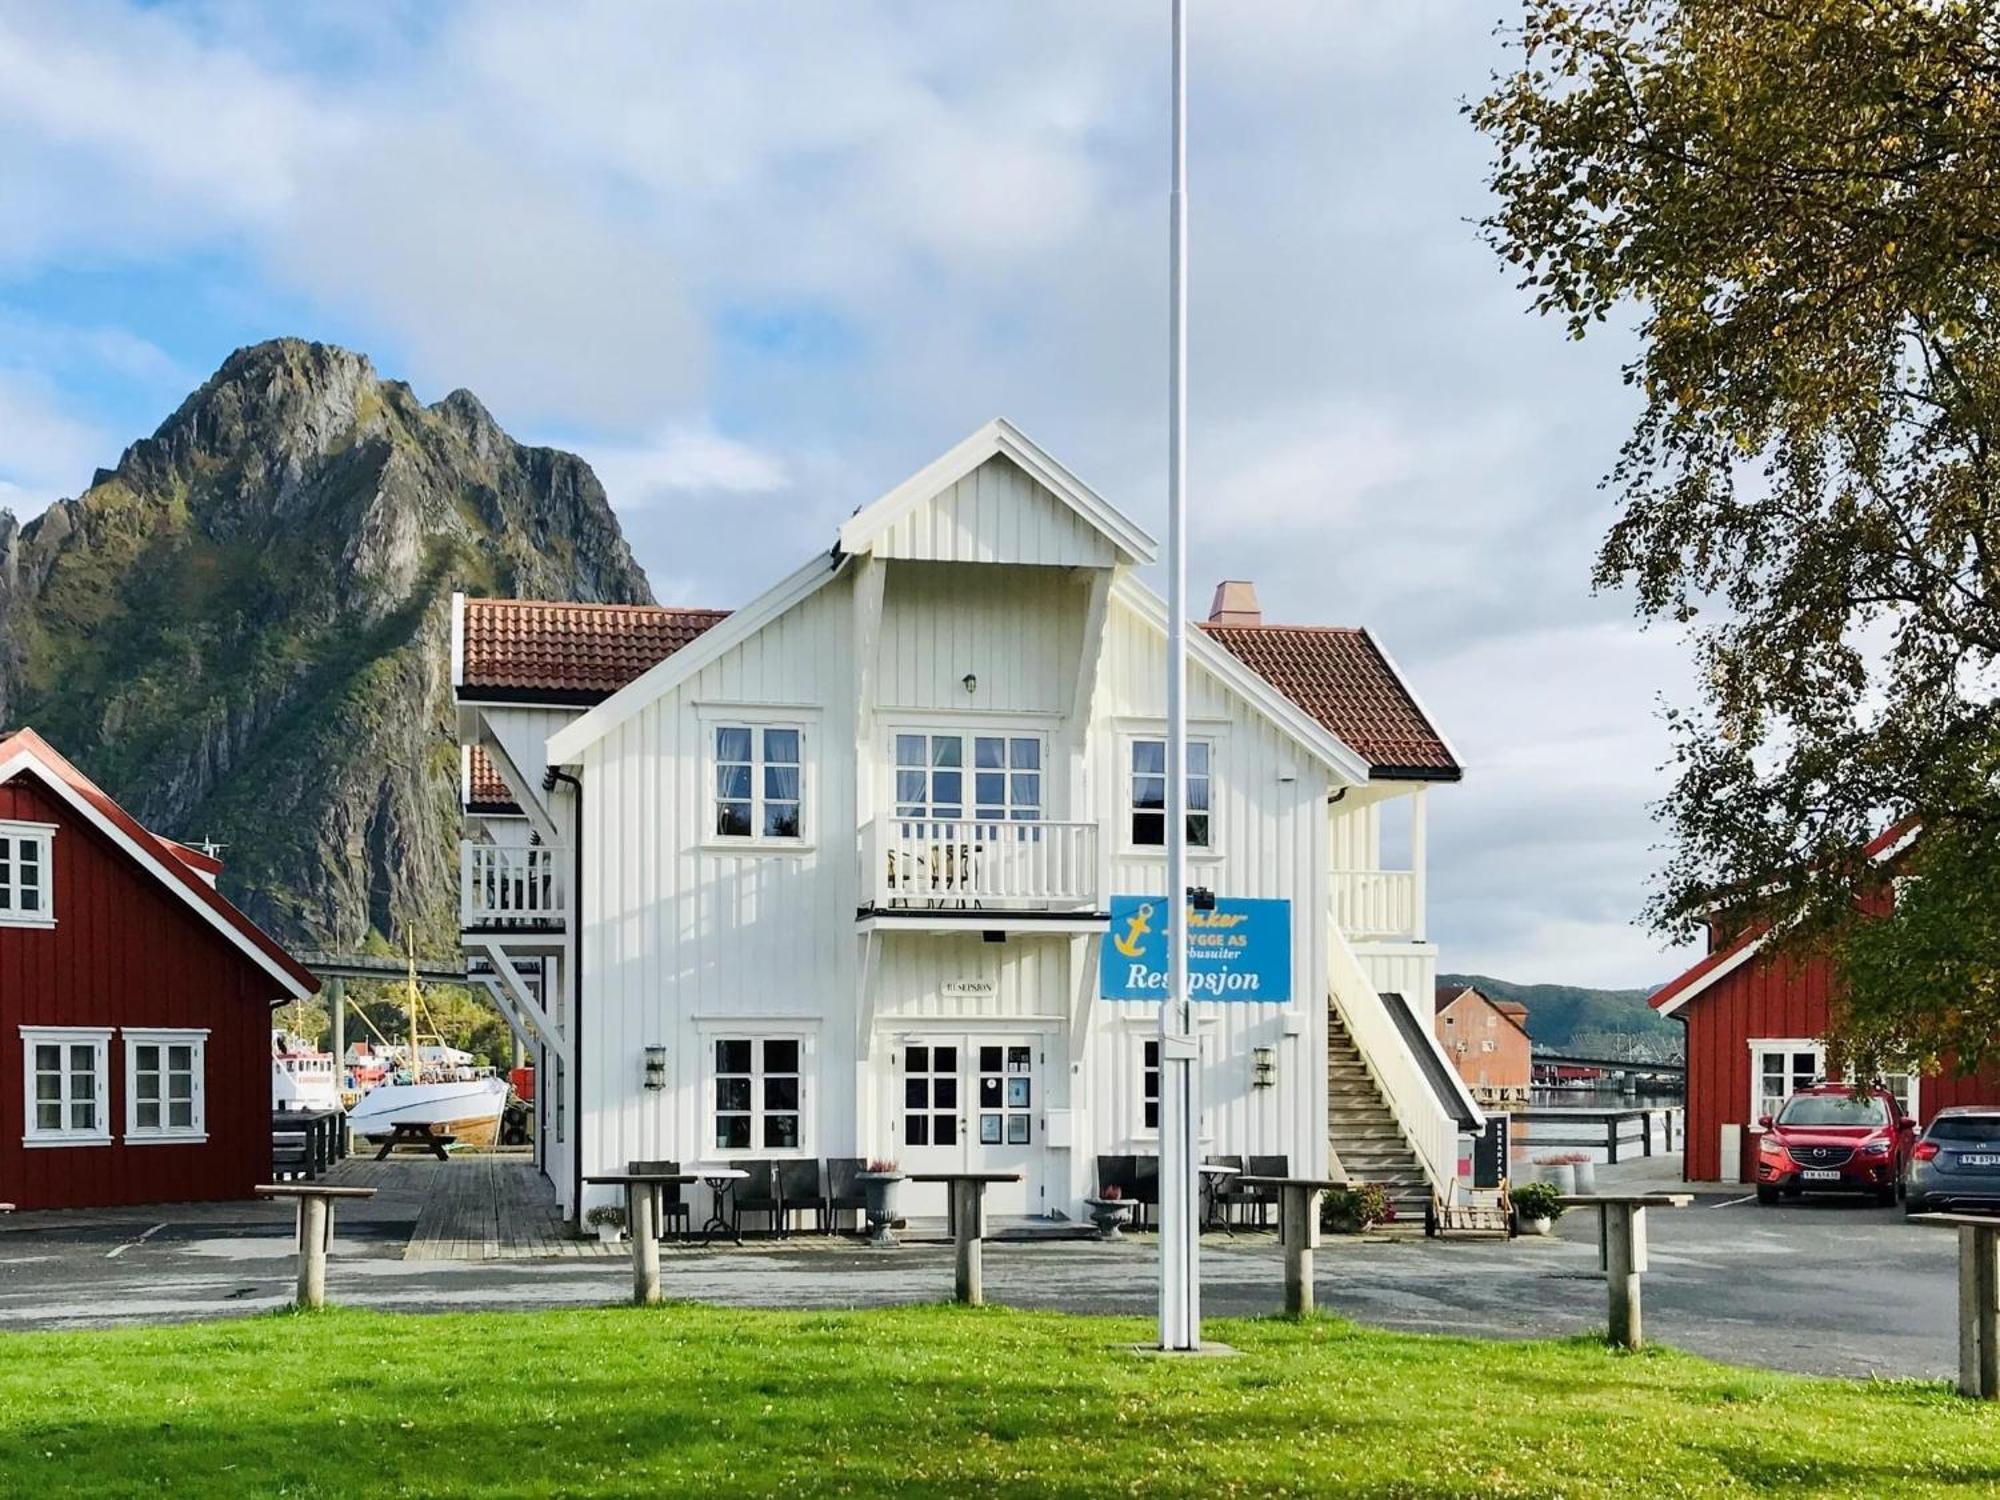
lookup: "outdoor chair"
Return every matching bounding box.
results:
[1243,1154,1289,1231]
[826,1157,868,1233]
[777,1158,826,1235]
[627,1158,690,1240]
[730,1159,783,1236]
[1204,1155,1246,1233]
[1096,1154,1139,1225]
[1133,1155,1161,1230]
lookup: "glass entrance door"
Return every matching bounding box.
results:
[892,1034,1041,1217]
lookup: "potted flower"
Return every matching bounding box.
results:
[1321,1182,1389,1235]
[1531,1155,1578,1195]
[1511,1181,1566,1237]
[585,1203,626,1245]
[1083,1183,1134,1239]
[1551,1150,1596,1195]
[855,1159,907,1247]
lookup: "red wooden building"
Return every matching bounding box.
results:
[1651,828,2000,1181]
[0,728,317,1209]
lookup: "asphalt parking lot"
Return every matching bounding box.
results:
[0,1183,1965,1381]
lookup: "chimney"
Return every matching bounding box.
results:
[1207,579,1263,628]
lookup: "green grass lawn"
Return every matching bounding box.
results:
[1,1306,1994,1497]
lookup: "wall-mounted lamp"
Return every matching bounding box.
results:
[1187,885,1217,912]
[1251,1045,1277,1089]
[643,1044,668,1090]
[962,672,978,696]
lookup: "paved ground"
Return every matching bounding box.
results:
[0,1160,1966,1382]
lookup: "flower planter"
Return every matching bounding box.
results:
[1518,1215,1554,1237]
[594,1222,624,1246]
[856,1171,907,1247]
[1571,1158,1597,1195]
[1084,1197,1133,1240]
[1535,1162,1577,1196]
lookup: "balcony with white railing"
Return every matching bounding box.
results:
[1331,869,1421,942]
[861,817,1100,916]
[461,842,567,931]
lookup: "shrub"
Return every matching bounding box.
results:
[585,1204,625,1229]
[1321,1183,1389,1232]
[1512,1182,1566,1222]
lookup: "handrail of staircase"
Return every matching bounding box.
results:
[1327,921,1459,1200]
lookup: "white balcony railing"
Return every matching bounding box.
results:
[863,818,1099,912]
[461,842,567,928]
[1331,869,1419,941]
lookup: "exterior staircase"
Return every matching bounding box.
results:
[1327,1007,1436,1224]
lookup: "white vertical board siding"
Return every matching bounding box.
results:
[576,572,859,1206]
[872,456,1117,568]
[1329,799,1381,873]
[1079,593,1337,1188]
[1349,941,1440,1020]
[875,561,1086,718]
[482,706,583,801]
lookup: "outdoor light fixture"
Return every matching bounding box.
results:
[1252,1046,1277,1089]
[962,672,978,695]
[643,1044,667,1090]
[1187,885,1216,912]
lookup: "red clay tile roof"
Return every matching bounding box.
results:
[460,598,731,702]
[466,746,520,813]
[0,727,316,996]
[1202,624,1460,780]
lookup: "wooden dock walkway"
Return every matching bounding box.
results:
[328,1153,615,1262]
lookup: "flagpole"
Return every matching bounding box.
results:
[1158,0,1201,1353]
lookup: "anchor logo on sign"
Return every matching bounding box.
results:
[1113,901,1156,959]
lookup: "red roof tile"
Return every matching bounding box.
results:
[466,746,520,813]
[460,598,730,701]
[1202,624,1460,780]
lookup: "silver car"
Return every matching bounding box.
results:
[1905,1107,2000,1216]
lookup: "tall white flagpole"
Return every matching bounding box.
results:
[1158,0,1201,1353]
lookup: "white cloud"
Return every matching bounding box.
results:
[581,425,789,511]
[0,371,110,518]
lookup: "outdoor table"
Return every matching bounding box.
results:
[1557,1193,1692,1350]
[1238,1175,1346,1315]
[911,1171,1021,1305]
[374,1121,453,1161]
[1198,1161,1242,1234]
[254,1183,378,1310]
[687,1165,749,1247]
[1910,1213,2000,1397]
[584,1173,696,1305]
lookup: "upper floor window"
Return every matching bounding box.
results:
[895,734,1042,823]
[1129,739,1210,848]
[714,726,803,841]
[22,1026,109,1147]
[0,822,54,926]
[126,1029,208,1142]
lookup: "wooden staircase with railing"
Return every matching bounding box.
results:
[1326,1008,1435,1224]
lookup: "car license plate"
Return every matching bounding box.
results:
[1963,1154,2000,1167]
[1803,1169,1841,1181]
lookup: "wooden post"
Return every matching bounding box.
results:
[1605,1203,1646,1349]
[1606,1119,1620,1165]
[628,1181,662,1307]
[1960,1223,1999,1399]
[952,1179,984,1306]
[296,1194,331,1310]
[1280,1183,1323,1316]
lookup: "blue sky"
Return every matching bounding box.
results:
[0,0,1697,987]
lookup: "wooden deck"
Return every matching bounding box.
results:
[327,1153,615,1262]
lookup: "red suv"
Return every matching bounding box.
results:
[1755,1082,1917,1206]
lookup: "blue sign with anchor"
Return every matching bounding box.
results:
[1099,894,1292,1002]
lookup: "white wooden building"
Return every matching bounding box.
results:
[453,421,1477,1225]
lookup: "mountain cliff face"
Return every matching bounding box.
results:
[0,338,652,953]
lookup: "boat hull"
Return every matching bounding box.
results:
[350,1079,506,1148]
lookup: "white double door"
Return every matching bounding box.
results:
[892,1032,1044,1218]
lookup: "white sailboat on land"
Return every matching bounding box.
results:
[347,946,507,1147]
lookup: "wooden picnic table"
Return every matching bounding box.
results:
[584,1173,698,1304]
[911,1171,1022,1305]
[1910,1212,2000,1397]
[255,1183,378,1309]
[1557,1193,1693,1350]
[1238,1175,1348,1316]
[374,1121,455,1161]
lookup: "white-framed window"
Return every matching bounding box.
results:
[892,732,1045,823]
[0,821,56,927]
[1128,738,1211,849]
[710,1035,806,1152]
[21,1026,110,1146]
[711,723,806,842]
[1750,1039,1824,1124]
[1880,1069,1920,1123]
[125,1028,208,1142]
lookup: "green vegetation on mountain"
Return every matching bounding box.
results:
[0,338,651,954]
[1439,973,1680,1057]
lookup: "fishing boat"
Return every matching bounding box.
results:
[272,1030,343,1113]
[344,946,507,1147]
